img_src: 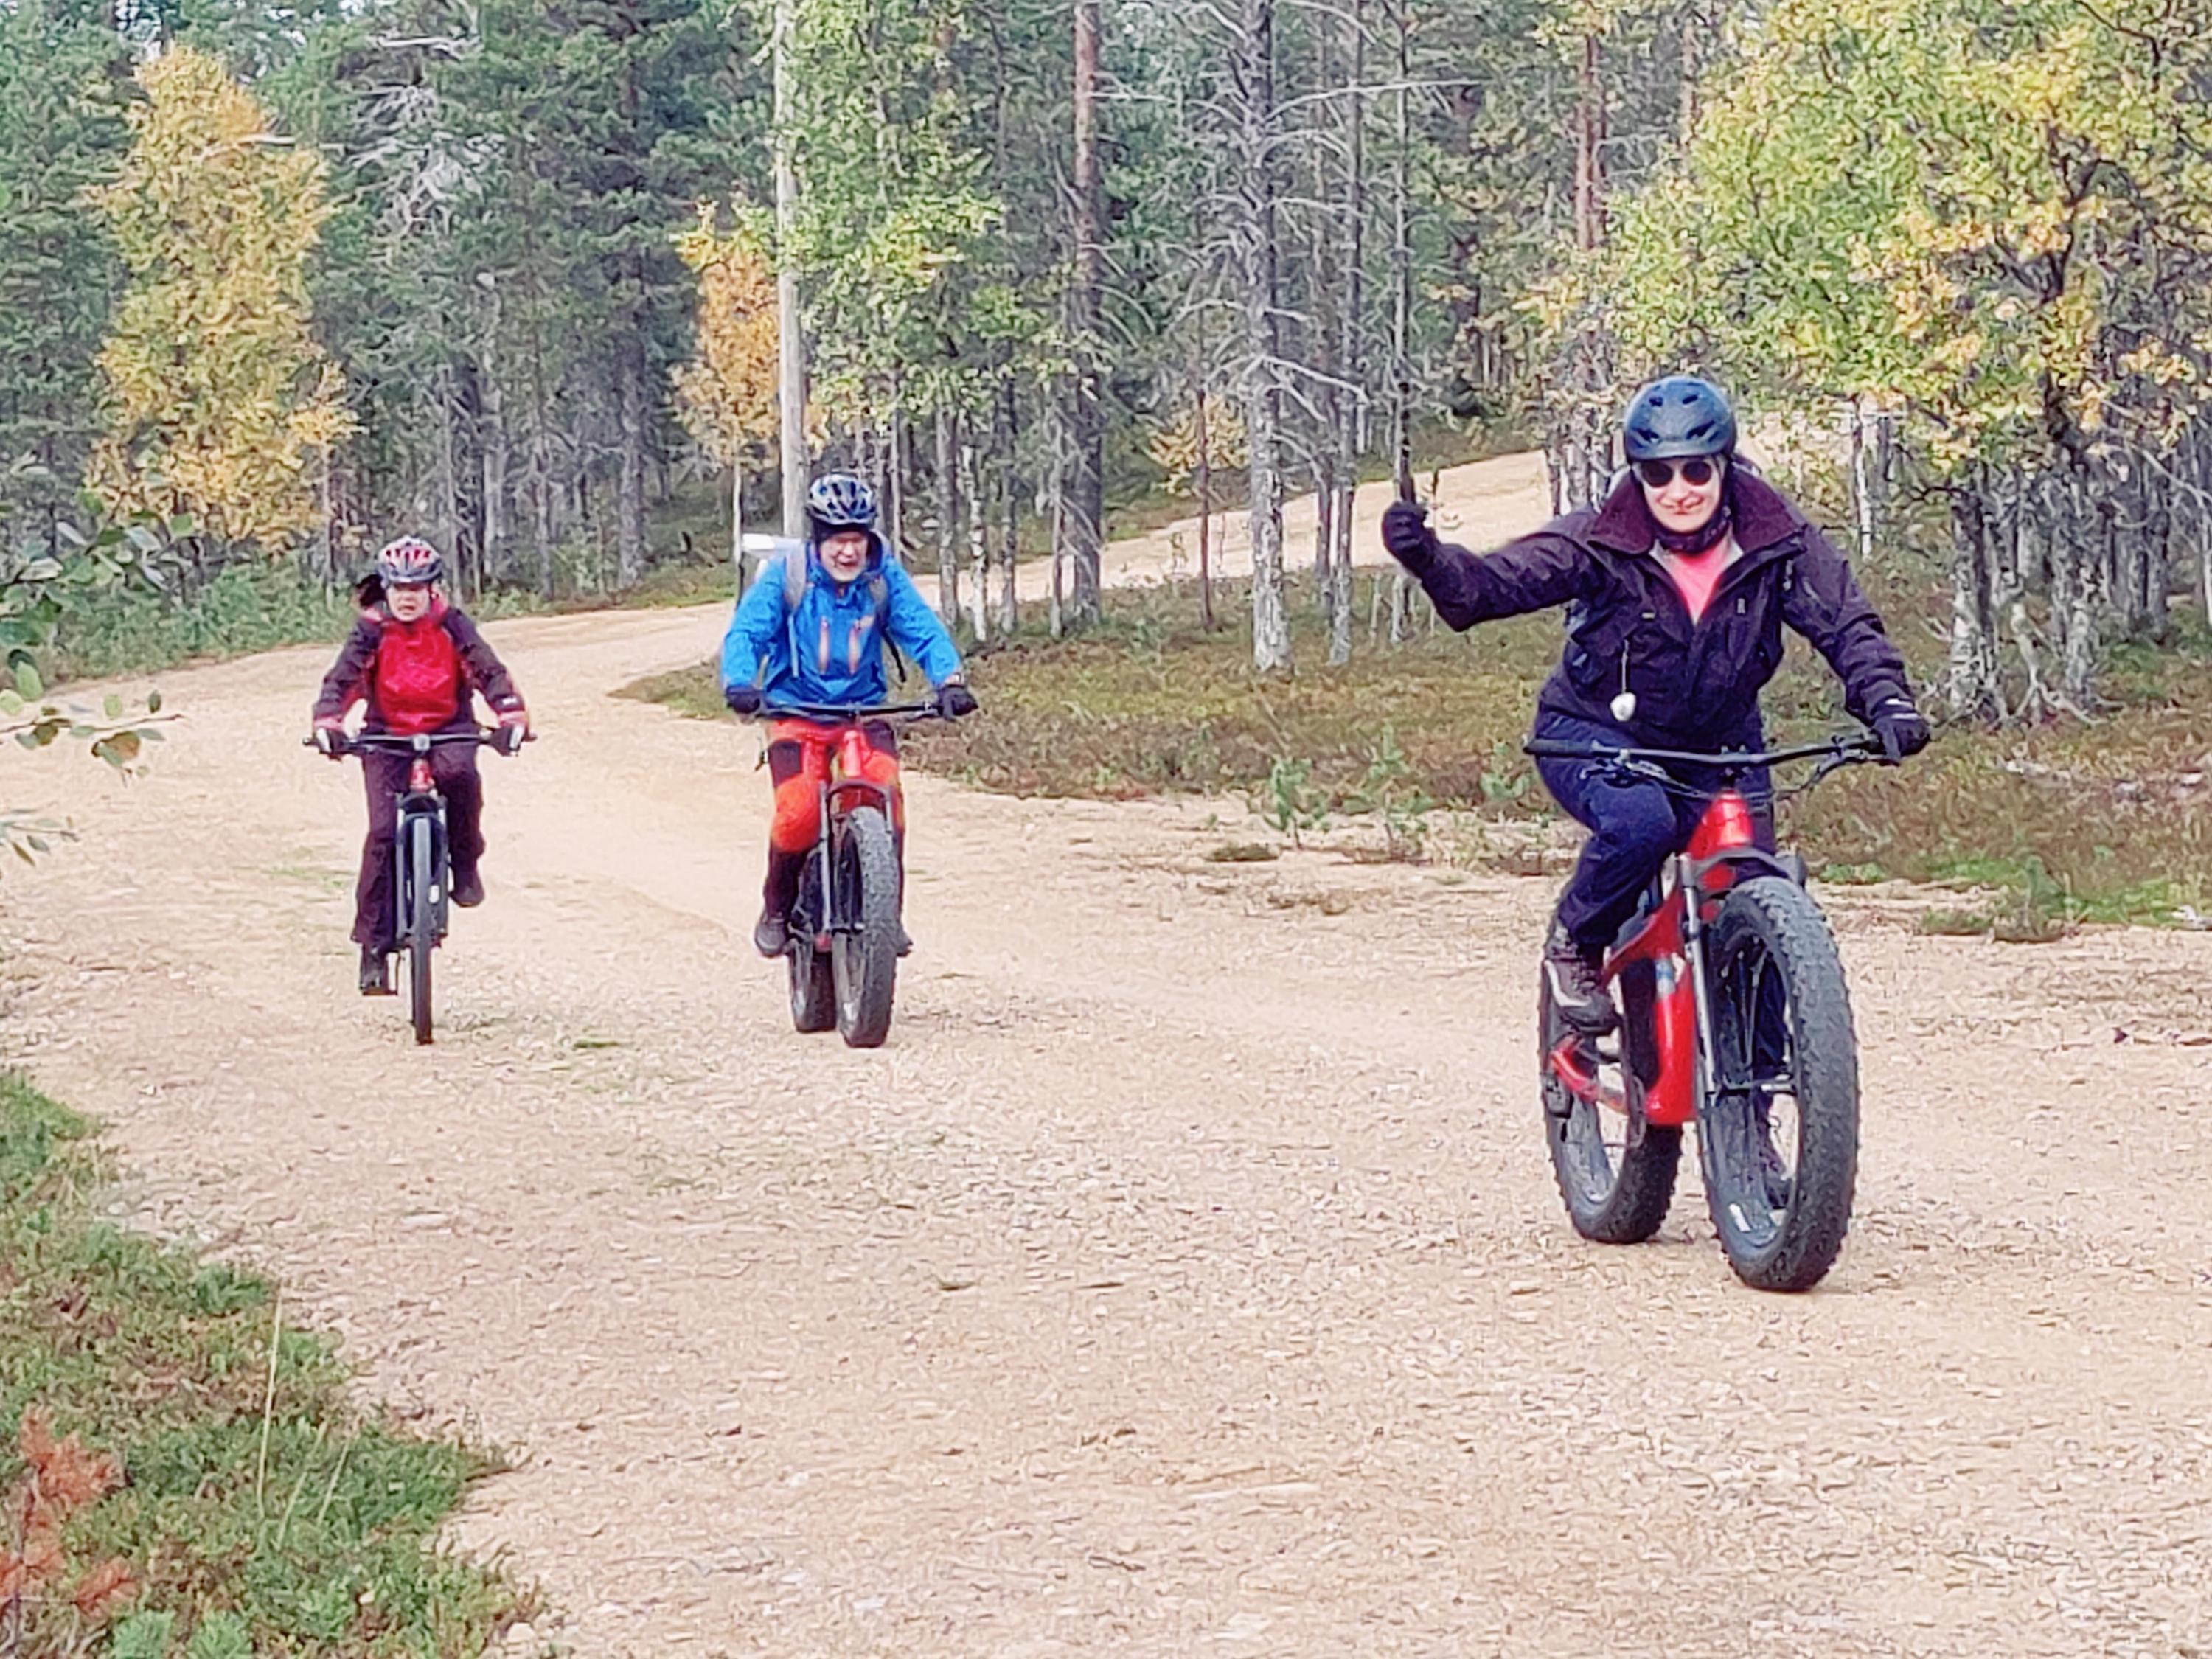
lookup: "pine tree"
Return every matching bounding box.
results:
[0,0,132,552]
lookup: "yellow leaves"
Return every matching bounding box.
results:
[673,204,781,463]
[1146,398,1248,493]
[88,45,347,552]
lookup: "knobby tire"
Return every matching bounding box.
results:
[1697,877,1860,1292]
[832,806,900,1048]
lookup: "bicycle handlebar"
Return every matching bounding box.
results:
[1523,733,1882,769]
[303,727,522,757]
[751,700,943,724]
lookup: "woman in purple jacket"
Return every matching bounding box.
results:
[1380,376,1930,1034]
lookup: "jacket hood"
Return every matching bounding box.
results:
[1586,463,1804,557]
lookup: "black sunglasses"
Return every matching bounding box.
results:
[1636,456,1720,489]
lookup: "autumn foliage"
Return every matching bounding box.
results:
[0,1409,136,1643]
[86,46,351,556]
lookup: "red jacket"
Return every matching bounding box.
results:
[313,599,524,736]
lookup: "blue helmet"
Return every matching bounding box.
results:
[805,472,878,535]
[1622,375,1737,462]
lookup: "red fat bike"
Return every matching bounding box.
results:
[754,701,940,1049]
[1523,734,1882,1292]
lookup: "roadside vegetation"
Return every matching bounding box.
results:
[629,558,2212,933]
[0,1074,527,1656]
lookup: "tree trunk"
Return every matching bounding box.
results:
[773,0,809,535]
[1946,482,2001,720]
[963,436,989,641]
[615,333,648,588]
[934,403,962,626]
[1066,0,1107,625]
[1239,0,1290,672]
[731,461,749,589]
[995,375,1020,634]
[886,408,908,557]
[1329,0,1366,668]
[1848,397,1875,565]
[479,279,509,587]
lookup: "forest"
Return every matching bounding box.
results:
[4,0,2212,712]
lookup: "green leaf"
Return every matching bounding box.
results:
[167,512,195,537]
[147,688,163,714]
[105,692,124,720]
[13,660,41,701]
[14,732,39,751]
[0,692,20,717]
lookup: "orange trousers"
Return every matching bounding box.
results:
[765,718,903,854]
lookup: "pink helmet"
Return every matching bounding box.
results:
[375,535,445,587]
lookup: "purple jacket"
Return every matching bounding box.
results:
[1407,467,1912,745]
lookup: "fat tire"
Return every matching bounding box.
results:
[832,806,900,1048]
[407,815,437,1046]
[1698,877,1860,1292]
[1540,963,1679,1244]
[788,937,836,1032]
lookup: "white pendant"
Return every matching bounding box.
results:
[1610,691,1638,723]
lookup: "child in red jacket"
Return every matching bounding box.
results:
[310,536,529,994]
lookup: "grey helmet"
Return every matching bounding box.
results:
[1622,375,1737,462]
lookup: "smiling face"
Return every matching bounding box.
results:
[819,529,872,583]
[1637,455,1726,540]
[387,582,434,621]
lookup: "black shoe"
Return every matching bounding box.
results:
[451,866,484,908]
[359,945,394,997]
[753,911,789,957]
[1544,927,1618,1034]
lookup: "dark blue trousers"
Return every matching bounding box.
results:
[1531,709,1773,949]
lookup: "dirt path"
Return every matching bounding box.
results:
[7,469,2212,1656]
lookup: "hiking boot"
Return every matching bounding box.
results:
[450,864,485,908]
[359,945,394,997]
[753,911,790,957]
[1544,926,1618,1034]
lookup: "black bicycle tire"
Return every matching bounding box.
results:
[1697,877,1860,1292]
[788,936,836,1032]
[407,815,436,1046]
[831,806,900,1048]
[1540,964,1679,1244]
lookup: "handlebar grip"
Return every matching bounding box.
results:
[1522,740,1601,759]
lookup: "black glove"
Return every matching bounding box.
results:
[494,717,529,756]
[310,724,346,759]
[1872,697,1930,765]
[1380,499,1438,572]
[936,681,978,720]
[724,684,763,717]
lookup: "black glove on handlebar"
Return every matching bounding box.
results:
[1872,697,1930,765]
[724,684,763,717]
[1380,500,1439,574]
[936,682,978,720]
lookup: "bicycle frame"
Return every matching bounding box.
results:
[1537,737,1874,1129]
[764,702,935,954]
[801,724,900,954]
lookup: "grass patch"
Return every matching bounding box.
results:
[627,560,2212,927]
[0,1074,528,1655]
